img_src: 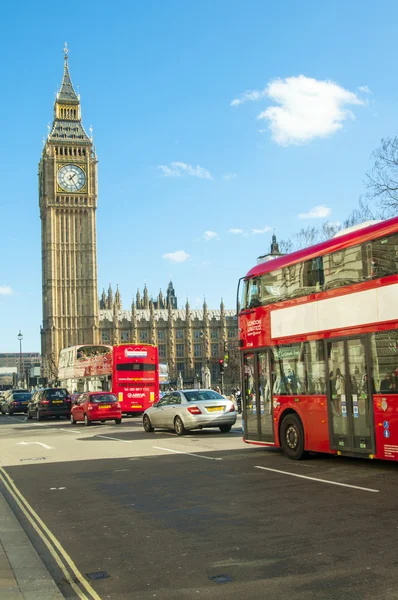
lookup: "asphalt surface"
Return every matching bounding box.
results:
[1,414,398,599]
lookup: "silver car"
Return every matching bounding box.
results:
[143,389,237,435]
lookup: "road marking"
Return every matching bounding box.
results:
[0,467,101,599]
[153,446,222,461]
[95,435,132,443]
[59,428,82,434]
[17,442,54,449]
[5,416,26,423]
[254,466,379,493]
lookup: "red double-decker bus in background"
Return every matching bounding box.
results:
[112,345,159,414]
[58,344,159,415]
[238,217,398,461]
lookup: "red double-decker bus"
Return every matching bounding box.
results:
[112,345,159,414]
[238,217,398,461]
[58,344,159,414]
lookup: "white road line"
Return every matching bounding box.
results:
[95,435,132,443]
[6,416,26,424]
[17,442,54,450]
[254,466,379,493]
[59,428,81,434]
[153,446,222,461]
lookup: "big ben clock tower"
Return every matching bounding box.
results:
[39,45,99,380]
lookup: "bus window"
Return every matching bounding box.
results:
[370,233,398,278]
[247,279,261,308]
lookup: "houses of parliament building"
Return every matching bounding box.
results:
[38,46,237,383]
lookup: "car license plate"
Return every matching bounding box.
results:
[207,406,223,412]
[131,404,142,408]
[52,400,63,404]
[99,405,111,409]
[21,402,28,405]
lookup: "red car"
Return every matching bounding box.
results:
[70,392,122,426]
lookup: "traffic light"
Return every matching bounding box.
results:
[219,359,225,374]
[223,342,229,369]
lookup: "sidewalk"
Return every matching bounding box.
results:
[0,492,63,600]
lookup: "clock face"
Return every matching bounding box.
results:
[57,164,85,192]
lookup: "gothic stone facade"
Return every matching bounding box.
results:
[99,284,237,385]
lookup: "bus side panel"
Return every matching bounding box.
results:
[275,396,331,454]
[373,394,398,461]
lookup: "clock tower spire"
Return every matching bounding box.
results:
[39,45,99,381]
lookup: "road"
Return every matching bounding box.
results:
[1,414,398,600]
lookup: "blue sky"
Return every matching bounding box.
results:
[1,0,398,352]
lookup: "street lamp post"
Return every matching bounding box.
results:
[17,330,23,387]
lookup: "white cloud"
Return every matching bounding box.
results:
[203,230,218,241]
[162,250,190,263]
[231,88,267,107]
[0,286,13,296]
[229,228,244,234]
[232,75,364,146]
[223,173,237,180]
[358,85,371,94]
[259,76,364,145]
[299,205,332,219]
[157,162,213,179]
[251,226,272,235]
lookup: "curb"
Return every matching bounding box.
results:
[0,492,63,599]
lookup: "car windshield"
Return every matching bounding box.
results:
[90,394,117,403]
[13,393,31,400]
[184,391,224,402]
[45,389,68,399]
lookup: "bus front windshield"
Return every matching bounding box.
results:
[241,278,261,310]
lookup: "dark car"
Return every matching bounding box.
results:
[1,390,31,415]
[27,388,71,421]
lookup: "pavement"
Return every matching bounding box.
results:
[0,492,63,600]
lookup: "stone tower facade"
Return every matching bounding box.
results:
[39,45,99,379]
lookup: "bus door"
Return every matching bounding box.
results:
[326,337,375,454]
[242,351,274,443]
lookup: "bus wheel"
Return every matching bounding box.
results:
[143,415,154,432]
[280,413,306,460]
[174,416,186,436]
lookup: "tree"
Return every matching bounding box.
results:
[343,198,380,228]
[366,137,398,217]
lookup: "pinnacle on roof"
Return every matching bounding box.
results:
[57,43,79,104]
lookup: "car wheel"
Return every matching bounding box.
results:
[114,419,121,425]
[84,414,91,426]
[280,413,307,460]
[55,415,60,420]
[174,416,186,436]
[101,420,105,423]
[8,410,13,416]
[143,415,154,432]
[36,410,41,422]
[70,413,76,425]
[219,425,232,433]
